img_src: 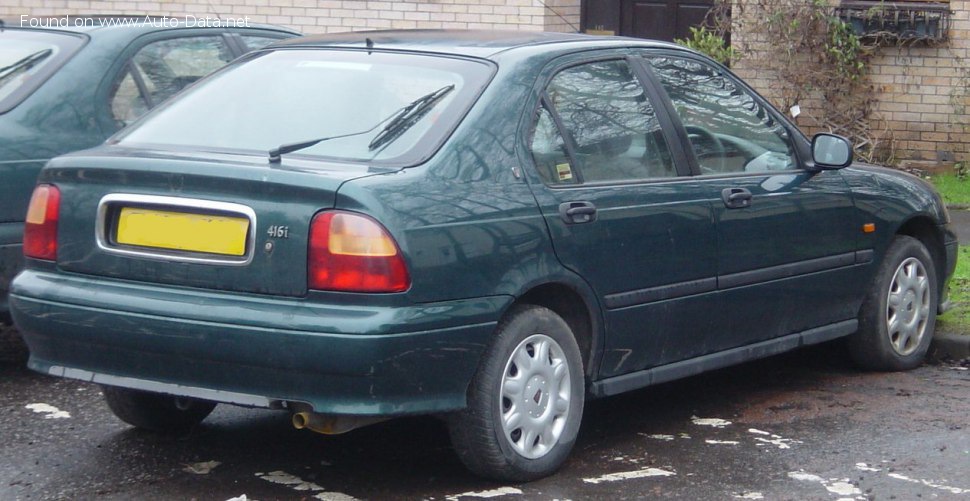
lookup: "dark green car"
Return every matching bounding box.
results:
[10,31,958,481]
[0,18,298,322]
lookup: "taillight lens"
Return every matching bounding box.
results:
[308,211,410,293]
[23,184,60,261]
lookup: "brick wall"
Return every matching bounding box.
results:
[732,0,970,170]
[6,0,965,167]
[3,0,581,33]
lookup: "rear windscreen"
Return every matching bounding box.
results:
[0,29,85,114]
[115,49,495,166]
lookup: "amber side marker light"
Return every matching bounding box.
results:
[308,211,410,293]
[863,223,876,233]
[23,184,61,261]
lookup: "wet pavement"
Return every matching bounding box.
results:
[2,323,967,500]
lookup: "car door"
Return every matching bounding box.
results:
[525,55,722,378]
[641,52,866,345]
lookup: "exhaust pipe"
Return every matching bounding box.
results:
[289,404,387,435]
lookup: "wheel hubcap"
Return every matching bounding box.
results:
[886,257,930,356]
[500,334,571,459]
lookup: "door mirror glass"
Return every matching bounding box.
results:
[812,133,853,169]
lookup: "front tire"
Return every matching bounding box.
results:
[849,235,938,371]
[448,305,584,481]
[102,386,216,433]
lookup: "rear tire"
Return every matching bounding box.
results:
[848,235,938,371]
[102,386,216,433]
[448,305,584,482]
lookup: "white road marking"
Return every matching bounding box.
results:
[691,416,732,428]
[583,467,676,484]
[752,431,801,450]
[640,433,676,441]
[25,403,70,419]
[733,492,764,499]
[854,463,881,472]
[705,440,741,445]
[788,471,862,498]
[886,472,968,494]
[747,428,771,435]
[183,460,221,475]
[444,486,523,500]
[225,496,248,501]
[255,471,356,500]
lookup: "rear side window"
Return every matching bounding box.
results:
[238,35,286,51]
[108,35,235,127]
[533,59,676,184]
[0,30,85,114]
[116,49,494,166]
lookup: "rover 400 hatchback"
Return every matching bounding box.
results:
[10,30,957,481]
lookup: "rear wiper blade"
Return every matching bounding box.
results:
[268,122,385,164]
[267,84,455,163]
[0,48,53,82]
[367,84,454,151]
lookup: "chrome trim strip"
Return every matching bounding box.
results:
[95,194,257,266]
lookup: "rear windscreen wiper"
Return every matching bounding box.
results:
[0,48,53,83]
[367,84,454,151]
[268,84,455,163]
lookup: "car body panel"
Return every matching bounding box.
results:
[12,268,506,414]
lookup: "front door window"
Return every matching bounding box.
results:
[647,56,796,174]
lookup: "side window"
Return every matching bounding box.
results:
[647,56,796,174]
[109,66,149,127]
[108,36,234,126]
[531,107,577,184]
[537,59,676,184]
[238,35,285,51]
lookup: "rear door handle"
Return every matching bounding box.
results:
[559,201,597,224]
[721,188,753,209]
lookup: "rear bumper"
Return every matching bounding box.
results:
[0,223,25,322]
[11,269,509,416]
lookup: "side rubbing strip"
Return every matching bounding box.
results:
[718,252,857,289]
[604,252,864,310]
[604,277,717,309]
[855,249,874,264]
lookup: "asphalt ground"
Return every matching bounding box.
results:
[1,333,967,500]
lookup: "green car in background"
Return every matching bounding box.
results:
[0,17,298,322]
[10,31,958,481]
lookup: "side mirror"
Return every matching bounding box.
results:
[811,133,853,169]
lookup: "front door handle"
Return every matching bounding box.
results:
[721,187,753,209]
[559,201,597,224]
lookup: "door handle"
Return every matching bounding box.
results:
[721,188,753,209]
[559,201,597,224]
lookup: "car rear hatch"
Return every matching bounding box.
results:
[46,149,380,297]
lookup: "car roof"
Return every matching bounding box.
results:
[2,16,298,36]
[273,29,680,59]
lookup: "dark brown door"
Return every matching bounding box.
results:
[620,0,713,41]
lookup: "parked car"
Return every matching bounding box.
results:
[0,17,299,322]
[10,30,957,481]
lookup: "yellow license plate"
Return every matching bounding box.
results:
[115,207,249,256]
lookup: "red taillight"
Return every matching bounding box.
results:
[23,184,60,261]
[308,211,410,293]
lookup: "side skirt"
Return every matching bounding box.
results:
[589,319,858,398]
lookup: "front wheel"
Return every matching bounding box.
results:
[448,305,585,481]
[102,386,216,433]
[848,235,938,371]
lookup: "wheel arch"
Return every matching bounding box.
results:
[510,280,604,382]
[895,215,946,294]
